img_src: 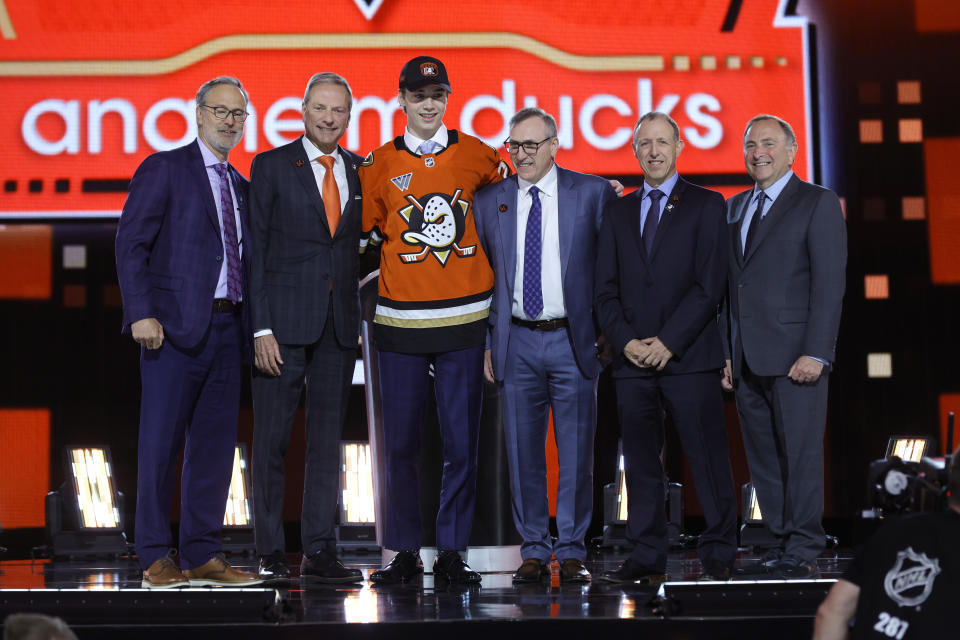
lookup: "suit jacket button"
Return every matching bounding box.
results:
[216,255,223,262]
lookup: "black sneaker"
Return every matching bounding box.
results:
[370,550,424,584]
[433,550,481,584]
[300,550,363,584]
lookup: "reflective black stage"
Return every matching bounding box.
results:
[0,550,848,639]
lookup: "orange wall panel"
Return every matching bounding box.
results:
[925,138,960,283]
[0,225,52,299]
[915,0,960,32]
[937,394,960,456]
[0,408,51,528]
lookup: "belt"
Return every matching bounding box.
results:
[511,316,569,331]
[213,298,240,313]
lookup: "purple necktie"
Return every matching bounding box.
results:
[743,190,767,256]
[213,163,242,303]
[643,188,664,254]
[523,185,543,320]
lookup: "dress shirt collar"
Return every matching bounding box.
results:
[643,172,679,200]
[754,169,793,203]
[301,135,341,164]
[198,137,225,169]
[404,124,449,155]
[517,164,558,200]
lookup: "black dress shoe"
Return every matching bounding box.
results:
[258,551,291,583]
[734,548,784,576]
[599,558,666,585]
[513,558,551,583]
[559,558,591,583]
[433,550,481,584]
[698,560,732,581]
[370,550,423,584]
[300,550,363,583]
[774,557,819,579]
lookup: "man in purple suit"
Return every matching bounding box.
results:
[116,76,262,589]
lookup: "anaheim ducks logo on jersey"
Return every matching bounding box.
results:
[397,190,477,265]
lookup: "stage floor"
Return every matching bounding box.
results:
[0,548,848,639]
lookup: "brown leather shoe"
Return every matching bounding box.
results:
[142,552,189,589]
[183,554,264,587]
[512,558,551,583]
[559,558,591,583]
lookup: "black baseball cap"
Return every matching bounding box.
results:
[399,56,451,92]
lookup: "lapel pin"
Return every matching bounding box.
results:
[499,204,508,212]
[296,159,304,167]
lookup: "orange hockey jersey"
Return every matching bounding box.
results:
[360,130,509,353]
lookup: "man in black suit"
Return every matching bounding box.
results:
[596,111,737,583]
[247,73,364,583]
[721,115,846,579]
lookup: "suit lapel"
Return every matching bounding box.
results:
[497,177,519,295]
[647,178,686,260]
[743,174,800,264]
[289,141,331,236]
[556,167,576,286]
[188,140,221,235]
[624,190,646,260]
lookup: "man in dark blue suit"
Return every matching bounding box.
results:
[475,107,616,583]
[595,112,737,583]
[247,73,364,584]
[116,76,262,589]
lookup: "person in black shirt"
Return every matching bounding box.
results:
[812,449,959,639]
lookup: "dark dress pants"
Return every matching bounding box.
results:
[135,310,243,570]
[252,304,354,556]
[616,371,737,571]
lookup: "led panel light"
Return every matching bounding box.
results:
[223,444,252,527]
[66,447,120,530]
[340,441,375,524]
[885,436,933,464]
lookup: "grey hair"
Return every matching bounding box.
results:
[303,72,354,109]
[196,76,248,107]
[509,107,558,139]
[743,114,797,146]
[633,111,681,143]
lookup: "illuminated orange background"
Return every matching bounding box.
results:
[926,138,960,283]
[0,225,51,298]
[0,0,811,215]
[0,409,50,528]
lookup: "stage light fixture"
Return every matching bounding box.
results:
[45,446,128,557]
[336,441,378,552]
[885,436,933,463]
[221,443,256,555]
[738,482,778,550]
[601,440,684,548]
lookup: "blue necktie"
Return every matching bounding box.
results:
[213,163,242,303]
[418,140,436,155]
[523,186,543,320]
[743,190,767,256]
[643,189,664,254]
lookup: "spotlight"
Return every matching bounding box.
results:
[221,444,255,555]
[336,441,378,552]
[45,446,129,557]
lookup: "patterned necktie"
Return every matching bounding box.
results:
[643,189,664,255]
[418,140,436,155]
[318,155,340,237]
[523,185,543,320]
[213,163,242,303]
[743,190,767,256]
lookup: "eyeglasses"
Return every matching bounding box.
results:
[200,104,249,122]
[504,137,554,154]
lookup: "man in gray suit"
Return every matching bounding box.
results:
[247,73,364,584]
[721,114,846,579]
[475,107,616,583]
